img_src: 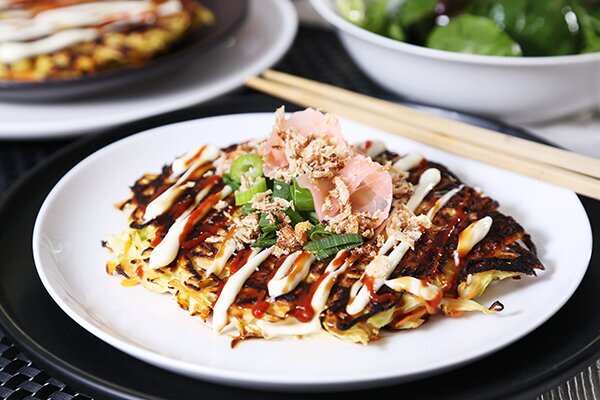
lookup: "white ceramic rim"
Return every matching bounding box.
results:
[31,113,593,389]
[0,0,297,139]
[310,0,600,66]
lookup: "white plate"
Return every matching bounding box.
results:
[0,0,297,140]
[32,113,592,391]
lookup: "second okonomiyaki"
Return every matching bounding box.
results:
[104,107,544,344]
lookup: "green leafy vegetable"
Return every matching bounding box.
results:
[427,14,522,56]
[397,0,438,28]
[229,153,264,182]
[291,179,315,212]
[573,0,600,53]
[336,0,389,34]
[235,177,267,206]
[479,0,579,56]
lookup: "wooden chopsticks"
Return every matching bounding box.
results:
[245,70,600,201]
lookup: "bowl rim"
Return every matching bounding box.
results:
[310,0,600,66]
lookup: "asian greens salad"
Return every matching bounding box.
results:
[336,0,600,56]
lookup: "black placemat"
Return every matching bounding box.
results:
[0,26,598,400]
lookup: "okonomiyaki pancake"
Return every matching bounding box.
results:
[0,0,213,81]
[104,107,544,344]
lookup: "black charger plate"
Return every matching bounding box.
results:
[0,0,247,101]
[0,96,598,400]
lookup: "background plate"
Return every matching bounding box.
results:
[0,97,598,399]
[0,0,297,139]
[32,102,591,390]
[0,0,248,101]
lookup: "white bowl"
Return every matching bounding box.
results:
[310,0,600,124]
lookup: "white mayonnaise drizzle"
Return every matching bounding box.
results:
[148,185,231,270]
[406,168,441,212]
[212,247,274,333]
[205,236,236,278]
[143,182,194,224]
[0,0,182,63]
[257,251,352,338]
[0,28,98,63]
[357,140,386,159]
[394,152,424,172]
[347,168,442,315]
[426,185,464,220]
[268,251,315,299]
[143,145,220,223]
[384,276,441,301]
[453,216,493,265]
[171,146,206,176]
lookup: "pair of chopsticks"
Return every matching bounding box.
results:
[245,70,600,201]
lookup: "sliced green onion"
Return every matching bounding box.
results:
[222,173,240,190]
[311,241,363,261]
[304,234,363,251]
[284,208,304,226]
[229,154,263,182]
[273,179,291,200]
[307,211,320,225]
[235,177,267,206]
[252,231,277,248]
[292,179,315,211]
[241,203,256,214]
[308,224,334,241]
[259,213,278,233]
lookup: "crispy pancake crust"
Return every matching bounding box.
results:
[0,0,213,81]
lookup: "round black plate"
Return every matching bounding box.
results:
[0,96,597,400]
[0,0,247,102]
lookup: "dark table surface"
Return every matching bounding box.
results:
[0,26,598,400]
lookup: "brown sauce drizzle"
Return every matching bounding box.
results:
[178,175,222,245]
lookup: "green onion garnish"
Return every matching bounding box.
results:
[222,173,240,190]
[229,153,263,182]
[292,179,315,212]
[304,233,363,260]
[284,208,305,226]
[308,224,334,241]
[252,231,277,248]
[241,203,255,214]
[259,213,278,233]
[304,234,363,252]
[235,177,267,206]
[273,180,291,200]
[307,211,320,225]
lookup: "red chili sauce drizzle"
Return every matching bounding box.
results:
[252,293,270,319]
[362,275,396,305]
[178,175,222,247]
[229,249,253,274]
[288,250,350,322]
[289,272,330,323]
